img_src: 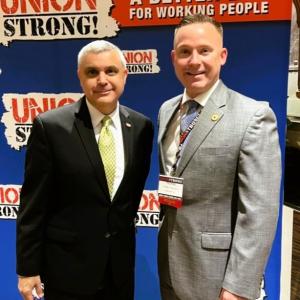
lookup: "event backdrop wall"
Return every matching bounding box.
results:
[0,1,292,299]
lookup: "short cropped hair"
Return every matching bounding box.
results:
[77,40,127,68]
[175,14,223,38]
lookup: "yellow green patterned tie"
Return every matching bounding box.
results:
[98,116,116,199]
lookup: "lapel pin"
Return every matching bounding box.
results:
[125,122,132,128]
[211,114,220,122]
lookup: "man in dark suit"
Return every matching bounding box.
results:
[16,40,154,300]
[157,14,281,300]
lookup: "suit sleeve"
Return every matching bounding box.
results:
[222,105,281,299]
[132,117,154,213]
[16,115,53,276]
[139,118,154,185]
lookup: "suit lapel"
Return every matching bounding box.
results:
[175,81,228,176]
[119,106,132,171]
[158,96,181,174]
[113,106,133,200]
[74,97,110,200]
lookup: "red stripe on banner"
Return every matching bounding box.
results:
[112,0,292,27]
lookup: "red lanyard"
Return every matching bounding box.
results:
[170,112,200,175]
[179,113,200,145]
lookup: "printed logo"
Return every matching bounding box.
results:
[0,184,21,219]
[0,0,119,46]
[124,49,160,74]
[1,93,81,150]
[136,190,159,227]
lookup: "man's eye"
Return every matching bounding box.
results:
[178,49,190,55]
[86,69,98,77]
[201,48,210,55]
[106,67,118,75]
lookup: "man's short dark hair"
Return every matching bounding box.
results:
[176,14,223,37]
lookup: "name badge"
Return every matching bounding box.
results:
[158,175,183,208]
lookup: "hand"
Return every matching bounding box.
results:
[219,288,248,300]
[18,275,44,300]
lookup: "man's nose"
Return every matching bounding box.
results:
[189,51,201,65]
[97,72,107,84]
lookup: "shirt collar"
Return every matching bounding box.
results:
[182,79,220,107]
[86,99,120,130]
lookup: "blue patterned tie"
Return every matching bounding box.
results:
[180,100,200,134]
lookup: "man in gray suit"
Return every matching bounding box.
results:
[157,14,281,300]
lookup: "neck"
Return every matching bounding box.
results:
[97,104,117,115]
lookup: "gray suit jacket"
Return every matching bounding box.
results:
[157,81,281,300]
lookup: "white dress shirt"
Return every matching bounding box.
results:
[162,79,220,175]
[86,100,125,199]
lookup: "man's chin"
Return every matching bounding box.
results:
[187,85,208,96]
[93,92,111,99]
[93,95,112,103]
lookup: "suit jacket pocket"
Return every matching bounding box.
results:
[46,225,78,243]
[201,232,232,250]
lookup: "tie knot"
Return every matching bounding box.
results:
[101,116,111,127]
[185,100,199,115]
[186,100,199,111]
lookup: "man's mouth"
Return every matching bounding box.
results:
[93,89,111,95]
[186,70,205,76]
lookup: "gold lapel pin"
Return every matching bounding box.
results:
[125,122,132,128]
[211,114,220,122]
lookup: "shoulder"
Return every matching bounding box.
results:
[160,94,182,111]
[226,88,274,116]
[120,105,153,125]
[36,97,82,125]
[158,95,181,122]
[120,105,154,139]
[215,81,269,111]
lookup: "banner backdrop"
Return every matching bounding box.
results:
[0,0,292,299]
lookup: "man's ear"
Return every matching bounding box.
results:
[123,68,128,84]
[220,48,228,66]
[171,50,175,66]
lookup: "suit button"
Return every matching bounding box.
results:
[104,232,111,238]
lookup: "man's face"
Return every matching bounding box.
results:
[77,50,128,114]
[172,22,228,98]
